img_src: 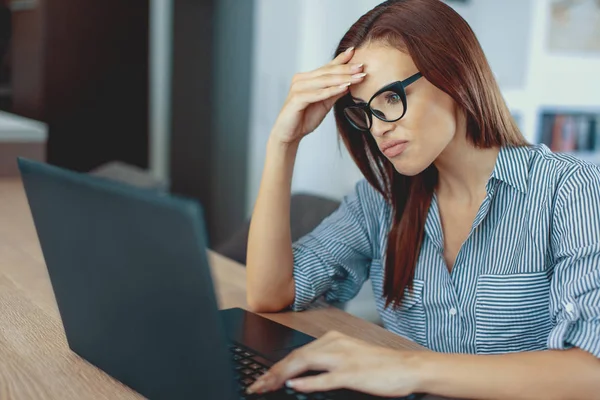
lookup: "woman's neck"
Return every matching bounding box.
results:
[433,135,499,205]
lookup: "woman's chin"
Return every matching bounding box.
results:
[392,160,428,177]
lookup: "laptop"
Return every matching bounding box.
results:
[18,158,422,400]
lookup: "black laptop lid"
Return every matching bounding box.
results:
[18,158,236,400]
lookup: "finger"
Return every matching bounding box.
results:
[286,371,349,393]
[329,46,355,66]
[289,84,351,108]
[292,72,366,92]
[301,62,364,82]
[293,47,360,82]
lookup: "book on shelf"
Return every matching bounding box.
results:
[539,111,600,153]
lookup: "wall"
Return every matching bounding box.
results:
[247,0,302,214]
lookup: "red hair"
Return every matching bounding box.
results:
[333,0,528,308]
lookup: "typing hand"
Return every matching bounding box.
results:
[246,331,422,398]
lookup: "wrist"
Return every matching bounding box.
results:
[267,133,300,155]
[402,350,438,395]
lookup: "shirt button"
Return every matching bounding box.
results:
[449,307,458,316]
[565,303,575,313]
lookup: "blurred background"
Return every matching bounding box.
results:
[1,0,599,256]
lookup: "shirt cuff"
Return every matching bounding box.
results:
[547,311,600,358]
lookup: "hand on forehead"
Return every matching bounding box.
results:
[348,44,418,102]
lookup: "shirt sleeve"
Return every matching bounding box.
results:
[547,166,600,358]
[291,179,385,311]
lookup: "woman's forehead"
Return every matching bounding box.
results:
[349,44,417,100]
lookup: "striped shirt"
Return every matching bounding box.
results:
[291,144,600,357]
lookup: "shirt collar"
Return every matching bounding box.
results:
[489,145,531,194]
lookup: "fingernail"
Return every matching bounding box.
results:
[352,72,367,79]
[345,46,355,54]
[285,380,295,388]
[339,82,351,88]
[351,63,364,71]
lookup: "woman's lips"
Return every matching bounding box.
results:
[382,141,408,158]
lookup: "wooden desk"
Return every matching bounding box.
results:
[0,179,443,399]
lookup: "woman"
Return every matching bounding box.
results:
[246,0,600,398]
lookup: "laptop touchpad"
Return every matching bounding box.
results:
[220,308,314,360]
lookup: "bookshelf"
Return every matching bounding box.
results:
[538,109,600,164]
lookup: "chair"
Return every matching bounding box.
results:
[215,193,341,265]
[215,193,382,324]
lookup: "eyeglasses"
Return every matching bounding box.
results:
[342,72,422,131]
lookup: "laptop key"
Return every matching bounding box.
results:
[249,354,274,367]
[240,377,254,386]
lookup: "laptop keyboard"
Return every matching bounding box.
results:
[229,344,422,400]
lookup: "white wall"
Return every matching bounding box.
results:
[247,0,301,214]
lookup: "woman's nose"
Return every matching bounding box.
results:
[369,116,394,138]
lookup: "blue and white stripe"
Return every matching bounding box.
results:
[291,144,600,357]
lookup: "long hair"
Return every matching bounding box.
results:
[332,0,528,308]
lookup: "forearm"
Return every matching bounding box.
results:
[414,348,600,400]
[246,134,299,312]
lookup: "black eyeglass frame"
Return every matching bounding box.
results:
[342,72,423,131]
